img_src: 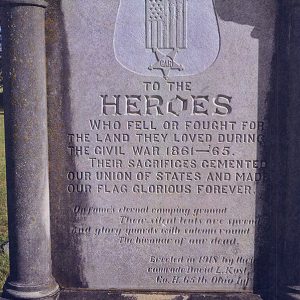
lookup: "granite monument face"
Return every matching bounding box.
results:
[1,0,299,299]
[48,0,274,294]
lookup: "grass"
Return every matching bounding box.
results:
[0,112,9,289]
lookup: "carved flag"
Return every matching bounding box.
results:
[145,0,187,49]
[114,0,220,78]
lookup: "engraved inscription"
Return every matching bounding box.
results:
[64,80,267,291]
[55,1,276,290]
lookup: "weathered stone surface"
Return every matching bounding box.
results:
[56,291,263,300]
[0,292,263,300]
[45,0,277,296]
[3,0,298,299]
[0,0,48,7]
[0,1,59,299]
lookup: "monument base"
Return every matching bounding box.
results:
[56,291,263,300]
[0,291,264,300]
[2,280,59,300]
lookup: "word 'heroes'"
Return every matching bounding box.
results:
[99,94,232,116]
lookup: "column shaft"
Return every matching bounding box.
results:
[1,1,59,299]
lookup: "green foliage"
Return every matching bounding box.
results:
[0,62,3,94]
[0,113,8,288]
[0,114,7,242]
[0,252,9,289]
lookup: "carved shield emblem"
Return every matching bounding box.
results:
[114,0,220,79]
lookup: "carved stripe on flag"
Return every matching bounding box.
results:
[146,0,187,49]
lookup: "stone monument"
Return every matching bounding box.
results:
[0,0,299,299]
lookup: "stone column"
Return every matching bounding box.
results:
[0,0,59,299]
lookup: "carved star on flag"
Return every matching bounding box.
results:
[149,48,184,80]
